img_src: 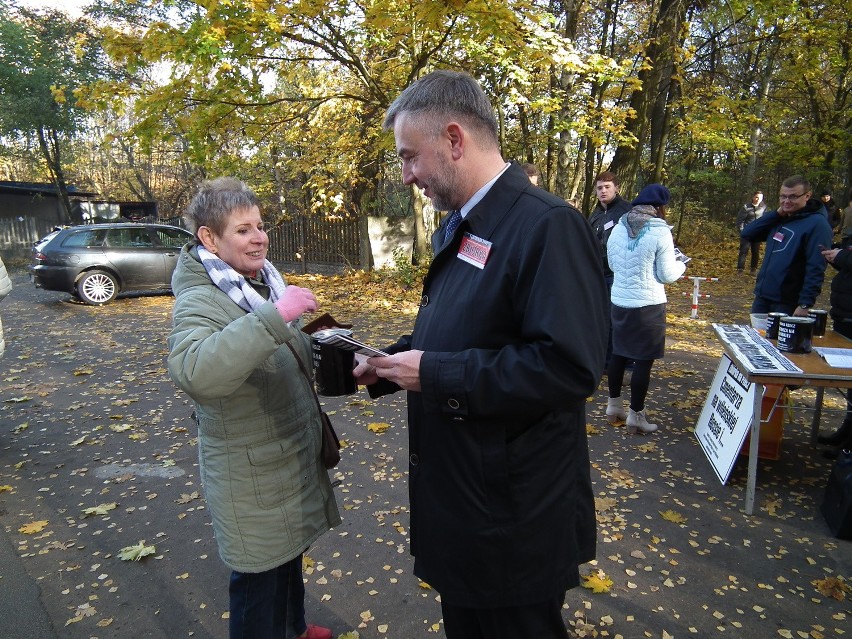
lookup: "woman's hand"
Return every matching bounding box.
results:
[822,247,841,264]
[353,354,379,386]
[275,286,318,322]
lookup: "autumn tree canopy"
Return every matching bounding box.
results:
[1,0,849,262]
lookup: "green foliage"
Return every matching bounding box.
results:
[378,246,430,291]
[0,8,108,136]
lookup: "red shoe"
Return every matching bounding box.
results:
[302,624,333,639]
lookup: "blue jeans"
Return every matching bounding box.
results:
[229,555,307,639]
[751,296,795,315]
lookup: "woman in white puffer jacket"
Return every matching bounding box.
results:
[605,184,686,434]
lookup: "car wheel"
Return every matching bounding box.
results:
[76,270,118,305]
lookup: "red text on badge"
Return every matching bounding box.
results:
[457,233,492,269]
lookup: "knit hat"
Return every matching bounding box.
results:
[632,184,670,206]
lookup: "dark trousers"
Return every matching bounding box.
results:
[833,320,852,447]
[604,273,632,371]
[738,238,761,271]
[229,555,306,639]
[751,296,795,315]
[441,593,568,639]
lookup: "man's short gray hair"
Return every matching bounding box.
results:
[183,177,261,237]
[383,70,499,146]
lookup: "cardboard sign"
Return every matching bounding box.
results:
[695,354,757,484]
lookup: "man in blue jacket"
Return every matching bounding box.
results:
[354,70,607,639]
[742,175,832,316]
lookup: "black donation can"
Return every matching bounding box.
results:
[808,309,829,337]
[311,329,357,397]
[776,316,815,354]
[766,312,788,340]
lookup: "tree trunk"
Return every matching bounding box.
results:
[37,127,72,222]
[411,184,429,265]
[553,0,585,200]
[745,29,781,189]
[609,0,691,192]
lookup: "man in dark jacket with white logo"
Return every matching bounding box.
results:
[742,175,833,316]
[354,70,607,639]
[589,171,632,367]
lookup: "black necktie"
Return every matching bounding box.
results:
[444,210,462,242]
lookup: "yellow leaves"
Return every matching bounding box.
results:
[763,498,782,516]
[338,632,361,639]
[70,435,87,446]
[65,602,96,626]
[82,503,118,517]
[812,576,849,601]
[49,84,67,104]
[581,569,613,593]
[72,368,94,376]
[118,540,156,561]
[175,491,200,504]
[19,520,49,534]
[0,485,13,493]
[367,422,390,433]
[659,509,688,524]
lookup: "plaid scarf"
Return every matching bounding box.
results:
[197,246,287,313]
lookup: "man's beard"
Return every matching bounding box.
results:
[427,163,461,213]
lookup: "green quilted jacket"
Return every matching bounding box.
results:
[167,245,340,572]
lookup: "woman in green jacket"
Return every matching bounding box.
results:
[167,177,340,639]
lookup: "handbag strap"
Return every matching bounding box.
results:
[285,341,324,414]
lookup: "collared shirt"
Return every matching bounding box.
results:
[458,162,511,220]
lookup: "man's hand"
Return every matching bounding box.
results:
[792,306,811,317]
[368,351,424,391]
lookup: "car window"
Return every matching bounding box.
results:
[62,229,108,248]
[156,227,192,249]
[105,227,153,248]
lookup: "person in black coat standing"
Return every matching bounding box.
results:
[736,191,766,272]
[354,70,607,639]
[819,237,852,456]
[589,171,632,368]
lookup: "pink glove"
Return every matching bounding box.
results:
[275,286,318,322]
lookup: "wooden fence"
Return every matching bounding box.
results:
[161,215,363,271]
[0,216,58,251]
[1,213,362,270]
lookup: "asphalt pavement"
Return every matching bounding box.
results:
[0,267,850,639]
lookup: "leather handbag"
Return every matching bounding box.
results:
[286,342,341,469]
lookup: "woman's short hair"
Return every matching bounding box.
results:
[183,177,261,237]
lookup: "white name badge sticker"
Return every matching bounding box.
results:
[773,231,785,242]
[457,233,492,269]
[604,220,615,230]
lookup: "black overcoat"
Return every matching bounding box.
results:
[371,163,607,607]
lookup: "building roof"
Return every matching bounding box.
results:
[0,181,99,198]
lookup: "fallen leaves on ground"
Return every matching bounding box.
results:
[118,540,156,561]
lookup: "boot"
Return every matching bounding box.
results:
[818,420,852,446]
[626,408,658,434]
[606,397,627,424]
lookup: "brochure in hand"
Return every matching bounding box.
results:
[673,247,691,263]
[311,328,388,358]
